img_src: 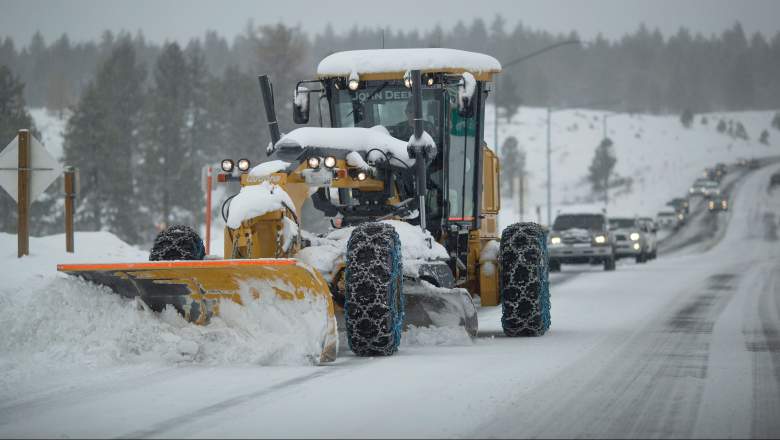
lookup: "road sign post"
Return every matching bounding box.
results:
[17,130,29,257]
[0,130,64,257]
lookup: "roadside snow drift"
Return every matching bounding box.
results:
[0,232,333,400]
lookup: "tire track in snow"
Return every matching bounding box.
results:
[475,272,742,438]
[117,358,364,439]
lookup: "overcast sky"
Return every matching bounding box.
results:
[2,0,780,46]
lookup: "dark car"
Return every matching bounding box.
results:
[667,197,690,215]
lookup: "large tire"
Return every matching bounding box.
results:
[149,225,205,261]
[344,222,404,356]
[499,222,551,337]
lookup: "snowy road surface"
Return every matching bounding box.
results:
[3,163,780,438]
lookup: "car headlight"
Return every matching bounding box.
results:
[630,232,640,241]
[550,236,561,245]
[221,159,234,172]
[237,158,250,172]
[722,200,728,208]
[593,235,607,244]
[323,156,337,168]
[632,243,641,250]
[307,157,321,169]
[677,213,684,220]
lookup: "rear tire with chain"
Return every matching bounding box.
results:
[499,222,551,337]
[149,225,205,261]
[344,222,403,356]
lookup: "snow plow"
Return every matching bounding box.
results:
[59,48,551,360]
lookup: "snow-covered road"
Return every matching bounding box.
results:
[3,164,780,438]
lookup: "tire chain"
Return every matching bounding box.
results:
[149,224,205,261]
[499,222,551,336]
[344,222,403,356]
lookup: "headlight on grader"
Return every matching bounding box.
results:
[237,158,251,172]
[221,159,234,172]
[356,171,367,181]
[323,156,337,168]
[307,157,321,169]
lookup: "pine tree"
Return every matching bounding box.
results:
[735,121,749,140]
[140,42,199,231]
[0,66,39,233]
[588,138,617,201]
[500,136,520,196]
[62,39,146,243]
[760,129,769,145]
[680,109,694,128]
[717,119,727,133]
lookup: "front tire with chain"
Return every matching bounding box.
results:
[344,222,404,356]
[499,222,551,337]
[149,225,205,261]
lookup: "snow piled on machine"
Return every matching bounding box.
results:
[226,181,296,228]
[297,220,448,282]
[0,232,332,400]
[275,126,414,165]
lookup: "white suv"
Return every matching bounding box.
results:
[549,212,616,272]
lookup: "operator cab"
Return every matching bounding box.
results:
[305,48,499,237]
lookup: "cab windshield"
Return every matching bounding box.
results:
[330,82,443,145]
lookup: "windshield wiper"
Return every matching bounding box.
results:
[345,81,389,119]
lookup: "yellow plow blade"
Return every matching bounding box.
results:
[57,259,338,363]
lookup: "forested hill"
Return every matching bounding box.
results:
[1,18,779,118]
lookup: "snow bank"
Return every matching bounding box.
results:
[0,232,331,400]
[296,220,448,281]
[226,181,295,228]
[276,126,414,164]
[317,48,501,77]
[346,151,369,169]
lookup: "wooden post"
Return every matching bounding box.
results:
[64,166,76,253]
[17,129,29,257]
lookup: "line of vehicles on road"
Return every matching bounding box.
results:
[546,159,754,272]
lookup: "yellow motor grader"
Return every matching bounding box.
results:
[58,48,551,361]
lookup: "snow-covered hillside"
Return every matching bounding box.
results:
[486,106,779,228]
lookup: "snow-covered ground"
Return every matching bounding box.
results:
[6,107,779,437]
[2,160,780,437]
[486,106,779,227]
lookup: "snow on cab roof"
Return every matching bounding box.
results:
[317,48,502,81]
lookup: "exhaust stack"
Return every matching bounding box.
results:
[258,75,281,146]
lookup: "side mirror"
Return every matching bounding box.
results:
[457,72,476,118]
[293,86,310,124]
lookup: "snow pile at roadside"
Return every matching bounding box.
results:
[296,220,448,281]
[0,232,332,400]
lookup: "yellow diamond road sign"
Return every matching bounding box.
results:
[0,134,62,203]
